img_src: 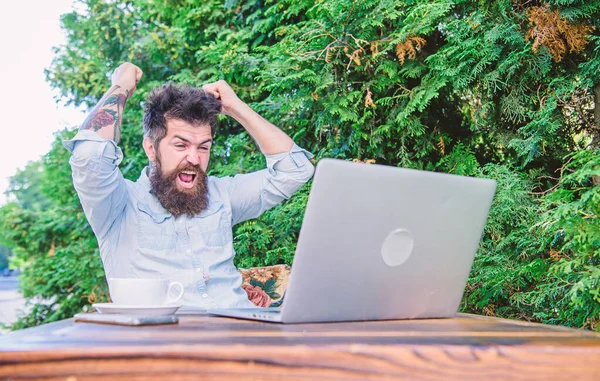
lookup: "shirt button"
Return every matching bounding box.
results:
[186,249,191,254]
[202,293,209,298]
[195,268,202,273]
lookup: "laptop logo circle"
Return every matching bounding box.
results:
[381,228,414,267]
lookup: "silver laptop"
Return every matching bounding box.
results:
[208,158,496,323]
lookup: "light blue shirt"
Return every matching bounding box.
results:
[63,129,314,308]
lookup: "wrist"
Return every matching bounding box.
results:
[225,99,250,119]
[110,83,133,98]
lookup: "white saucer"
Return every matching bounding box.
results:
[92,303,181,316]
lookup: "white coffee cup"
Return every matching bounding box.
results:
[109,278,185,306]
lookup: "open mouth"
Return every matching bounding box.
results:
[177,171,198,189]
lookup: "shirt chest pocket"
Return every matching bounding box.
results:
[136,202,175,250]
[193,202,233,247]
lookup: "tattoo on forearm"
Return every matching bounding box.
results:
[80,85,129,143]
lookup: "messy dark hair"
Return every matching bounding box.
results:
[142,82,221,146]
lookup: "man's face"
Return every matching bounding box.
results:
[143,118,213,216]
[153,118,212,181]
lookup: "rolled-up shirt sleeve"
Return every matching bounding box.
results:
[225,144,315,226]
[62,130,127,240]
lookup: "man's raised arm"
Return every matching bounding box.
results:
[202,80,314,225]
[202,80,294,155]
[63,62,143,241]
[80,63,143,143]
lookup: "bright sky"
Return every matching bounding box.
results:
[0,0,85,205]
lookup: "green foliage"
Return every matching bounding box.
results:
[463,150,600,329]
[4,162,51,211]
[463,163,547,319]
[530,150,600,328]
[0,133,110,329]
[1,0,599,330]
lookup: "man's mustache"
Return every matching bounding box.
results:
[170,162,203,176]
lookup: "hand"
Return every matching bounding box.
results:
[202,80,243,116]
[111,62,143,98]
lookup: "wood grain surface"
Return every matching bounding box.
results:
[1,313,599,380]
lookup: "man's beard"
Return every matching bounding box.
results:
[149,158,209,218]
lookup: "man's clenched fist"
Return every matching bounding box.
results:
[111,62,143,98]
[202,80,243,116]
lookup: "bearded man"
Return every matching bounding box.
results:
[63,62,314,308]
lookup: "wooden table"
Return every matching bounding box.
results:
[1,312,599,380]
